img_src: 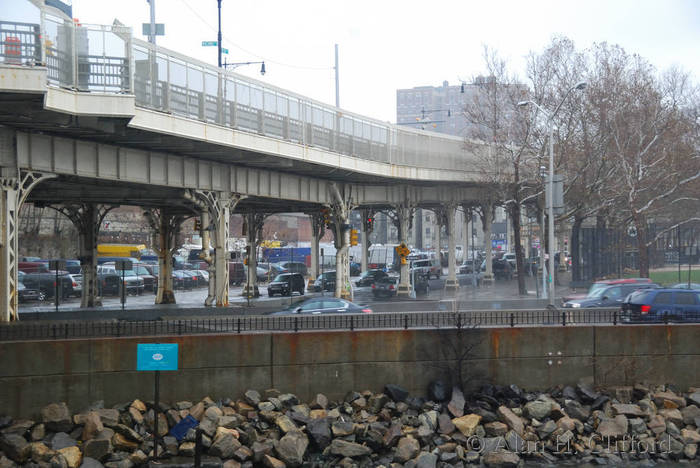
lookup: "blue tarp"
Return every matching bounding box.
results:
[263,247,311,263]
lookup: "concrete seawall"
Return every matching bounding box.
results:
[1,324,698,418]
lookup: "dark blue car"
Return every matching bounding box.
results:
[563,283,657,308]
[621,288,700,323]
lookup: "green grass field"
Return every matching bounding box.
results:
[623,268,700,287]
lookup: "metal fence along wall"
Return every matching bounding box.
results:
[0,5,474,173]
[0,308,628,341]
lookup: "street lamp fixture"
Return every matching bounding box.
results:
[222,60,266,75]
[518,81,586,305]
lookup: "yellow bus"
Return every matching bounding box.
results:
[97,244,147,258]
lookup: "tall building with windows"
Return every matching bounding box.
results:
[396,79,482,136]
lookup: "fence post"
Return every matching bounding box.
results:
[178,320,182,335]
[510,313,515,328]
[294,317,298,333]
[404,314,408,330]
[237,318,241,334]
[613,311,617,325]
[561,311,566,327]
[350,316,354,331]
[664,313,669,325]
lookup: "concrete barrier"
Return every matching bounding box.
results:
[0,324,698,418]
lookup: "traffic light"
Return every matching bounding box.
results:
[320,207,331,227]
[194,218,202,231]
[244,245,250,265]
[350,229,359,246]
[366,216,373,230]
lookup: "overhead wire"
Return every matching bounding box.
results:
[174,0,333,71]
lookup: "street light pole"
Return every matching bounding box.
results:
[217,0,222,68]
[518,81,586,306]
[547,122,555,303]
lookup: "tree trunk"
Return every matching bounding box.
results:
[634,214,650,278]
[508,203,527,295]
[571,216,583,283]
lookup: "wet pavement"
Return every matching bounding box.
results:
[18,268,576,319]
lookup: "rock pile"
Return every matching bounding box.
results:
[1,383,699,467]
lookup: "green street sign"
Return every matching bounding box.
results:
[221,48,229,54]
[201,41,218,47]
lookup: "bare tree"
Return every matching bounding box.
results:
[463,47,536,295]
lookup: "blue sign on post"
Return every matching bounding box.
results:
[137,343,179,371]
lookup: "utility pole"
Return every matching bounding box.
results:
[148,0,156,44]
[217,0,223,68]
[334,44,339,107]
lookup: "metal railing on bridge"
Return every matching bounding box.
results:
[0,308,654,341]
[1,6,475,175]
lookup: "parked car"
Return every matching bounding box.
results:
[195,270,209,284]
[21,272,81,299]
[372,276,399,298]
[411,259,441,279]
[350,262,361,276]
[313,271,336,292]
[459,261,480,274]
[621,288,700,323]
[355,269,389,287]
[18,282,45,302]
[270,297,372,315]
[18,262,49,274]
[275,261,308,276]
[564,283,658,308]
[371,275,429,298]
[132,263,157,291]
[97,265,145,295]
[267,273,305,297]
[228,262,246,286]
[562,277,655,303]
[503,253,517,271]
[669,283,700,290]
[481,258,514,280]
[172,270,195,290]
[180,270,202,287]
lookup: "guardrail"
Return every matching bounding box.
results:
[1,8,477,175]
[0,308,656,341]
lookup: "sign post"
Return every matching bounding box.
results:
[115,260,132,311]
[49,260,65,312]
[137,343,179,459]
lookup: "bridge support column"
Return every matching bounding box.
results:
[198,211,215,306]
[308,213,323,288]
[54,204,114,308]
[0,169,54,322]
[394,202,414,297]
[329,183,355,300]
[360,209,373,275]
[145,209,184,304]
[190,191,243,307]
[445,204,459,291]
[244,213,266,298]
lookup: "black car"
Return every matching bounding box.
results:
[270,297,372,315]
[21,272,81,299]
[621,288,700,323]
[564,283,658,309]
[97,266,146,295]
[371,275,429,298]
[18,282,45,302]
[355,269,389,287]
[313,271,336,292]
[268,273,305,297]
[481,259,514,280]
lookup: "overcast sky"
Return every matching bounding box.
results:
[67,0,700,123]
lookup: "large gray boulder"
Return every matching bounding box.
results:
[41,403,72,433]
[274,432,308,467]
